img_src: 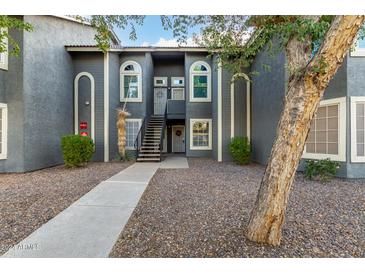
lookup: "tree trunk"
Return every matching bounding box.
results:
[246,16,364,246]
[117,109,130,159]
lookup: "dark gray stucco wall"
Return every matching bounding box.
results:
[250,47,287,165]
[109,52,121,161]
[185,52,213,158]
[19,16,98,171]
[234,78,248,138]
[344,54,365,178]
[145,53,154,118]
[0,27,25,172]
[72,52,105,161]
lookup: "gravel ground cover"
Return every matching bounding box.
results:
[0,161,132,255]
[110,158,365,258]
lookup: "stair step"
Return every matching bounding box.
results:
[138,153,160,157]
[137,158,161,162]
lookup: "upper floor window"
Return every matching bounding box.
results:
[189,61,211,102]
[303,97,346,162]
[0,28,8,71]
[120,61,142,102]
[0,103,8,160]
[351,33,365,57]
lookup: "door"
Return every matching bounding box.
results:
[172,126,185,153]
[154,88,167,115]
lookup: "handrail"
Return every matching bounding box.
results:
[159,103,168,157]
[134,116,146,156]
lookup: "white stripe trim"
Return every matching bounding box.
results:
[230,81,235,139]
[217,61,223,162]
[104,52,110,162]
[74,72,95,140]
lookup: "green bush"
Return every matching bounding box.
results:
[229,137,251,165]
[304,158,340,182]
[61,135,95,167]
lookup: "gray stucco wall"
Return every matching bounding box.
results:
[18,16,98,171]
[0,27,25,172]
[250,47,287,165]
[185,52,213,158]
[109,52,121,160]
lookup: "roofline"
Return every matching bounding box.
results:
[51,15,120,44]
[65,46,209,52]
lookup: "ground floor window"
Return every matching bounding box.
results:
[303,97,346,161]
[0,103,8,159]
[190,119,212,150]
[351,97,365,162]
[125,119,142,150]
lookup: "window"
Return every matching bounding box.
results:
[120,61,142,102]
[171,88,185,100]
[125,119,142,149]
[0,103,8,159]
[171,77,184,87]
[190,119,212,150]
[303,97,346,162]
[350,97,365,162]
[154,77,167,87]
[0,28,8,71]
[189,61,211,102]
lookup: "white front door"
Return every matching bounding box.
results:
[154,88,167,115]
[172,126,185,153]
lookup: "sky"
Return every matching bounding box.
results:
[113,16,201,46]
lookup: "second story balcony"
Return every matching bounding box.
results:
[167,99,185,119]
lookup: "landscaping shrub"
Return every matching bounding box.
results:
[304,158,340,182]
[229,137,251,165]
[61,135,95,167]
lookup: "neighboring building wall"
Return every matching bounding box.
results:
[0,27,25,172]
[185,52,213,158]
[20,16,98,171]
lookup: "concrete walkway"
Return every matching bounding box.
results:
[3,156,188,258]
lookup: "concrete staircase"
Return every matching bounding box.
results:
[136,115,164,162]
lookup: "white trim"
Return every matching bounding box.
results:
[0,28,8,71]
[217,61,223,162]
[190,118,212,150]
[74,72,95,140]
[302,97,347,162]
[230,73,251,141]
[104,52,110,162]
[66,47,208,53]
[189,61,211,102]
[125,118,142,150]
[0,103,8,160]
[120,60,142,103]
[350,96,365,162]
[172,125,185,153]
[154,77,168,87]
[171,88,185,100]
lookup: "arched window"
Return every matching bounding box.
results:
[120,61,142,102]
[189,61,211,102]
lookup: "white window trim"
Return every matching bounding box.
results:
[171,77,184,87]
[302,97,347,162]
[189,61,211,102]
[74,72,95,141]
[0,103,8,160]
[0,28,8,71]
[171,87,185,100]
[154,77,168,87]
[190,118,212,150]
[120,61,142,103]
[350,96,365,162]
[125,118,142,150]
